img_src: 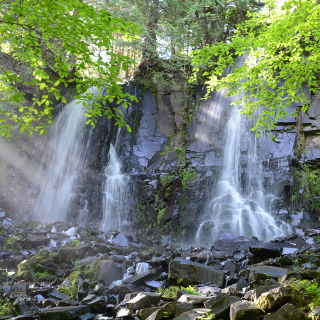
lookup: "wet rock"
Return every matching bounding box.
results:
[124,267,162,286]
[168,259,225,287]
[223,260,238,273]
[111,232,129,247]
[96,260,125,286]
[248,265,288,285]
[230,300,262,320]
[256,286,293,312]
[38,305,91,320]
[249,244,284,258]
[263,303,305,320]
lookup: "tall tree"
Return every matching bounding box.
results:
[0,0,138,137]
[191,0,320,137]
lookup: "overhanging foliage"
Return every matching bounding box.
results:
[0,0,138,137]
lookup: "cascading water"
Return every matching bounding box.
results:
[196,91,292,244]
[102,138,131,232]
[33,90,95,223]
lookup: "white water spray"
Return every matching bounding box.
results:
[33,91,95,223]
[102,137,130,232]
[196,97,291,244]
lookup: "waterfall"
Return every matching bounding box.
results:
[102,137,130,232]
[33,90,95,223]
[196,90,292,244]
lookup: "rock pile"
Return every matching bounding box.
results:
[0,213,320,319]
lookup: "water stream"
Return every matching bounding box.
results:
[102,135,131,232]
[33,91,94,223]
[196,94,292,244]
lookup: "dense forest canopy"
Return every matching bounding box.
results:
[0,0,319,137]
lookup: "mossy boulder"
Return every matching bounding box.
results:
[16,249,58,281]
[58,240,95,264]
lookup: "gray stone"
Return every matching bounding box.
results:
[223,260,238,273]
[177,294,210,306]
[175,302,194,316]
[204,294,241,319]
[263,303,305,320]
[79,313,96,320]
[126,293,152,311]
[252,284,280,301]
[96,260,125,286]
[173,308,211,320]
[111,233,129,247]
[136,307,161,320]
[249,244,284,258]
[82,296,106,313]
[48,288,69,301]
[169,259,225,287]
[249,265,288,285]
[308,307,320,320]
[230,301,262,320]
[23,235,50,249]
[116,307,131,318]
[38,305,91,320]
[148,302,176,320]
[256,286,293,312]
[12,281,27,294]
[124,267,162,286]
[42,298,57,307]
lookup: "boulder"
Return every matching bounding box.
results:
[38,305,91,320]
[230,301,262,320]
[177,294,210,306]
[249,244,284,258]
[136,307,161,320]
[169,259,225,287]
[256,286,293,312]
[124,267,162,286]
[148,302,176,320]
[96,260,125,286]
[263,303,305,320]
[248,265,289,285]
[126,293,152,311]
[23,235,50,249]
[82,295,107,313]
[58,241,95,263]
[175,302,194,316]
[173,308,211,320]
[204,293,241,319]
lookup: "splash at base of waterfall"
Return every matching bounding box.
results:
[196,180,292,244]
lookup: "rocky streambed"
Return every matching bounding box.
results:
[1,213,320,319]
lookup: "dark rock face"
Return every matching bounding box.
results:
[0,80,319,241]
